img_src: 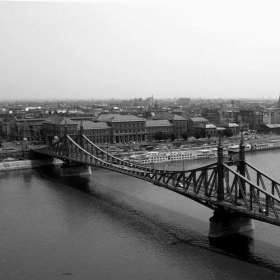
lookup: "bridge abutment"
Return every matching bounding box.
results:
[208,211,254,238]
[60,163,92,177]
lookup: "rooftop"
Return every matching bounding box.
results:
[205,124,216,128]
[43,117,78,126]
[79,121,110,129]
[264,124,280,128]
[146,120,173,127]
[97,114,146,122]
[190,117,209,122]
[154,113,187,121]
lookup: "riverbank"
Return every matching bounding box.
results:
[0,158,63,172]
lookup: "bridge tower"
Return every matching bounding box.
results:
[64,118,69,160]
[209,131,254,238]
[217,133,224,201]
[60,118,91,177]
[238,131,246,198]
[79,120,84,149]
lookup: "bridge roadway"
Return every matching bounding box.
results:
[31,132,280,231]
[113,162,280,225]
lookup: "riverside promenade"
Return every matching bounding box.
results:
[0,158,62,172]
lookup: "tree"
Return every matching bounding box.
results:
[170,133,176,142]
[194,132,201,139]
[200,129,206,138]
[223,128,233,138]
[188,131,195,138]
[154,131,166,140]
[181,132,189,141]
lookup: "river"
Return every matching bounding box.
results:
[1,150,280,279]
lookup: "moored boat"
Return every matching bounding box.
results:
[227,144,251,153]
[128,149,216,164]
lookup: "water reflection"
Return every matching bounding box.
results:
[35,166,280,273]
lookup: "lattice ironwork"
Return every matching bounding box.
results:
[32,133,280,227]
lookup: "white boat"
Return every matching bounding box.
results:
[128,149,216,164]
[227,144,251,153]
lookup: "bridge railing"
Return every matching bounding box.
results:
[33,133,280,224]
[222,163,280,220]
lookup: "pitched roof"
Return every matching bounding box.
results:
[43,117,78,126]
[78,121,110,130]
[264,124,280,128]
[154,113,187,121]
[16,119,47,126]
[205,124,216,128]
[97,114,146,122]
[146,120,173,127]
[190,117,209,122]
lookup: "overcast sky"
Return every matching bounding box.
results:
[1,0,280,100]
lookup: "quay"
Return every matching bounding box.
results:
[0,158,63,172]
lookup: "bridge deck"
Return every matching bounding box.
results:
[31,133,280,227]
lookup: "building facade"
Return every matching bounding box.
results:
[187,117,209,132]
[219,123,240,136]
[152,113,188,139]
[145,120,174,142]
[238,109,263,130]
[95,114,147,144]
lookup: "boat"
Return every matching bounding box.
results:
[128,149,216,164]
[227,144,251,153]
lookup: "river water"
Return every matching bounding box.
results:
[1,150,280,279]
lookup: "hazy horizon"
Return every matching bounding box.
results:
[1,1,280,100]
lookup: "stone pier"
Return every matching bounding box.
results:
[208,211,254,238]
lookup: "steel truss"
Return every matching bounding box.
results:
[33,133,280,227]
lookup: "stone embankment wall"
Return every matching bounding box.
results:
[0,159,63,172]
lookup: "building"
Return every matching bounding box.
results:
[201,108,232,125]
[145,120,174,142]
[271,111,280,124]
[262,124,280,134]
[262,112,271,125]
[43,117,113,145]
[14,118,46,142]
[152,113,188,139]
[204,124,217,137]
[0,119,14,141]
[187,117,209,132]
[201,109,222,125]
[238,109,263,130]
[79,121,112,145]
[219,123,240,136]
[43,117,79,144]
[0,117,46,142]
[95,114,147,144]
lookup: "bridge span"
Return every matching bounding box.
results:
[31,123,280,238]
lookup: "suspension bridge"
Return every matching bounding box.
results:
[31,123,280,238]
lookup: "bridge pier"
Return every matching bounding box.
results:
[60,163,92,177]
[208,211,254,238]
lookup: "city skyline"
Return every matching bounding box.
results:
[1,1,280,100]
